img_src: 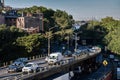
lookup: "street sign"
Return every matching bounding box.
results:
[103,60,108,66]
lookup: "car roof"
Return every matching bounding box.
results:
[27,62,36,65]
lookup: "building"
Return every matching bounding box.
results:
[3,6,12,11]
[0,14,5,24]
[16,13,43,33]
[0,0,4,8]
[5,10,19,26]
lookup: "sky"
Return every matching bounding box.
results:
[4,0,120,20]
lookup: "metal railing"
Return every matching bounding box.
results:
[0,54,48,68]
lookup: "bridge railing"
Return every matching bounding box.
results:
[0,54,48,68]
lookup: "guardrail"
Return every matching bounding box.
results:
[0,54,48,68]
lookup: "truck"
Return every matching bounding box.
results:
[47,52,64,65]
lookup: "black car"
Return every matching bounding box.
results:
[63,50,72,57]
[7,62,25,73]
[15,58,28,63]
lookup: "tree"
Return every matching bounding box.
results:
[53,10,74,41]
[15,34,47,54]
[54,10,69,29]
[101,17,118,33]
[103,18,120,55]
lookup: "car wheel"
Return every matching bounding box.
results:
[36,67,39,72]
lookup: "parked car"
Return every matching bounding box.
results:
[63,50,72,57]
[7,62,25,73]
[72,49,82,57]
[47,52,64,65]
[22,62,39,73]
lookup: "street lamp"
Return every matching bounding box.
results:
[48,26,58,55]
[74,33,78,52]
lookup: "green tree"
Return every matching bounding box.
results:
[15,34,47,54]
[53,10,74,41]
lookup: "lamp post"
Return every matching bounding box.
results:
[48,26,58,55]
[74,33,78,52]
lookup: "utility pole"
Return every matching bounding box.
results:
[74,33,77,52]
[48,31,50,55]
[67,35,70,50]
[48,26,58,55]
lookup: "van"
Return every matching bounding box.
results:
[47,52,64,65]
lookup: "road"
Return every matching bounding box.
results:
[71,57,116,80]
[0,57,74,80]
[0,47,101,80]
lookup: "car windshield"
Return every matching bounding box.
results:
[74,52,79,54]
[64,51,71,54]
[50,56,57,59]
[12,62,20,66]
[25,64,32,67]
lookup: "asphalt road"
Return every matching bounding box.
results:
[71,58,115,80]
[0,47,101,80]
[0,57,73,80]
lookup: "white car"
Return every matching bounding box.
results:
[22,62,39,73]
[45,56,49,62]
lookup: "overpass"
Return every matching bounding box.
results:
[0,47,101,80]
[20,48,101,80]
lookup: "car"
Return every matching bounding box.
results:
[89,48,96,53]
[22,62,39,73]
[45,56,49,62]
[114,58,119,62]
[118,62,120,67]
[72,49,82,57]
[63,50,72,57]
[7,62,25,73]
[109,54,114,60]
[15,58,28,63]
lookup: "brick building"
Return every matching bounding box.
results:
[5,10,18,26]
[16,13,43,33]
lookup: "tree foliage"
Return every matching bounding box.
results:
[103,20,120,54]
[15,34,47,53]
[79,17,120,55]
